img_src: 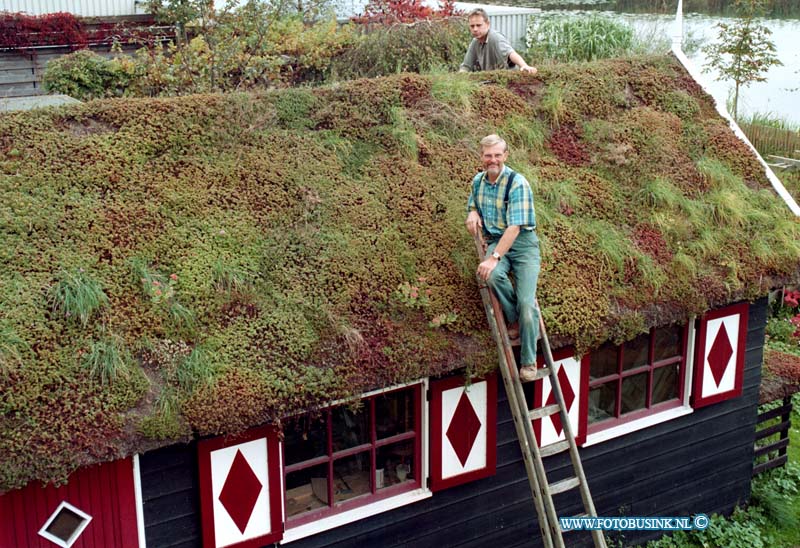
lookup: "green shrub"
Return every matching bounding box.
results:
[767,317,797,344]
[42,49,138,100]
[330,19,468,79]
[128,16,355,96]
[525,15,635,63]
[645,507,772,548]
[48,269,109,327]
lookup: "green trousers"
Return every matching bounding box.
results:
[485,230,541,366]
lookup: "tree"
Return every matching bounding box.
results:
[702,0,782,121]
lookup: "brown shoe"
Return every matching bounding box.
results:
[506,322,520,341]
[519,365,538,382]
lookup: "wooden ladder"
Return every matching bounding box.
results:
[472,233,606,548]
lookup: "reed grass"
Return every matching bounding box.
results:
[48,269,108,327]
[83,334,131,385]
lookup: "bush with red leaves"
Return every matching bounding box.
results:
[352,0,460,26]
[765,348,800,382]
[0,12,87,49]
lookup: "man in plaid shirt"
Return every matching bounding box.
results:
[466,134,541,381]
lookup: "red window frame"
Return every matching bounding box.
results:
[587,324,689,434]
[283,384,423,527]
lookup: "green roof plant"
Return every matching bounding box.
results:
[1,57,799,492]
[48,268,109,327]
[83,333,132,385]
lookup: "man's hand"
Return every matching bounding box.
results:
[477,257,498,281]
[465,210,483,236]
[520,65,538,75]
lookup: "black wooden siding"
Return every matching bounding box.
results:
[140,442,202,548]
[139,298,766,548]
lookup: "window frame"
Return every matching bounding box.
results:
[282,382,425,530]
[38,501,92,548]
[586,323,691,435]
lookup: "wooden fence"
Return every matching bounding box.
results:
[753,395,793,476]
[740,122,800,157]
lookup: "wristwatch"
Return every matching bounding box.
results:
[492,251,502,261]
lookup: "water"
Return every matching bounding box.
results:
[518,3,800,125]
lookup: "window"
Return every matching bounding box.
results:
[588,324,688,431]
[283,384,423,527]
[38,501,92,548]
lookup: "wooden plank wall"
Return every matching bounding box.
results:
[0,457,139,548]
[139,443,202,548]
[138,297,766,548]
[0,45,136,98]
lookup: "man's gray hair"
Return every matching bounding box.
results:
[467,8,489,22]
[480,134,508,152]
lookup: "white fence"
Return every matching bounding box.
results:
[3,0,147,16]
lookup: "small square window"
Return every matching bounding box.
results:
[38,501,92,548]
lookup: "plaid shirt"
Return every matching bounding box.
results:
[467,166,536,239]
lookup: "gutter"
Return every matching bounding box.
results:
[669,0,800,217]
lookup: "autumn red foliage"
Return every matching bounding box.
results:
[0,11,164,50]
[0,12,87,49]
[352,0,460,25]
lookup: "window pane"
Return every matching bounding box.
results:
[588,383,616,423]
[377,440,415,488]
[285,463,329,517]
[333,453,371,504]
[332,405,371,452]
[652,365,679,405]
[284,415,327,466]
[622,334,649,371]
[375,389,414,440]
[621,373,647,414]
[590,342,618,380]
[653,325,683,362]
[45,507,86,541]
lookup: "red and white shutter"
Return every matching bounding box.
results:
[429,372,497,491]
[533,349,589,447]
[198,426,283,548]
[692,302,748,408]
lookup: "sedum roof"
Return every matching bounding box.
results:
[2,54,799,491]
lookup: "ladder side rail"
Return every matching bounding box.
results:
[538,310,607,548]
[472,234,555,548]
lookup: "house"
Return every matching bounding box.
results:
[1,51,799,547]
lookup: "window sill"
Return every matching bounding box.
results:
[581,405,694,447]
[280,487,432,544]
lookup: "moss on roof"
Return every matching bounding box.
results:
[2,55,799,491]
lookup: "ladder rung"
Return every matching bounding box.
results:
[549,476,580,495]
[540,439,570,457]
[529,403,560,421]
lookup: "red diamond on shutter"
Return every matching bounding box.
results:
[446,392,483,466]
[707,323,734,387]
[544,366,575,437]
[218,449,263,534]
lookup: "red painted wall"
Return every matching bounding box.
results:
[0,457,139,548]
